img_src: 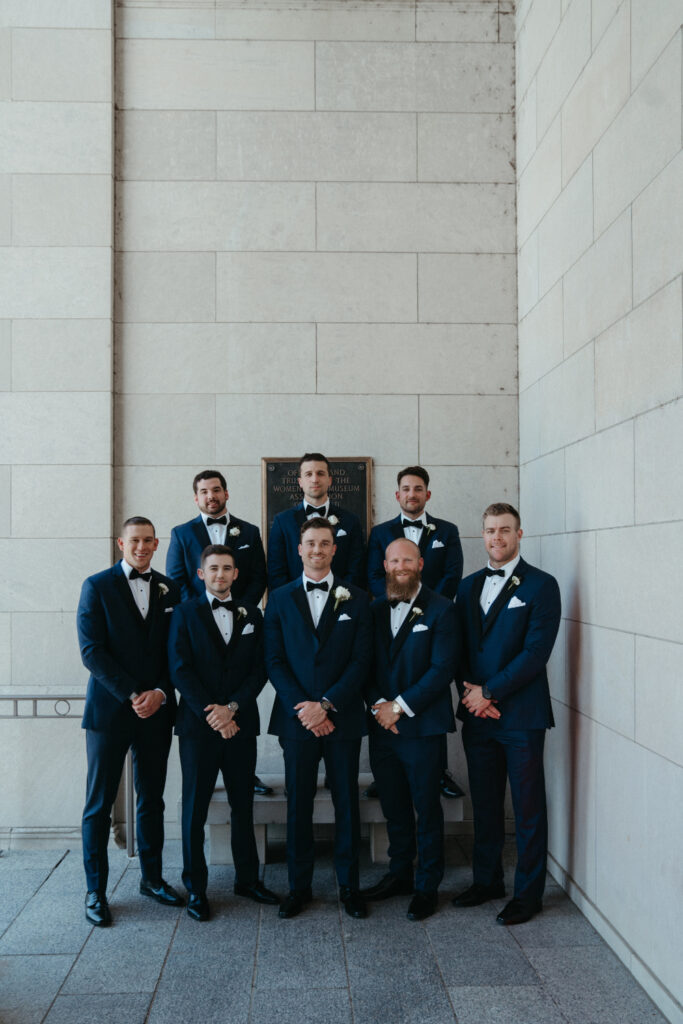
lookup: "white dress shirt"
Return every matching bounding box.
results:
[401,514,426,546]
[207,589,233,644]
[304,499,330,519]
[202,509,229,546]
[302,570,334,627]
[378,584,422,718]
[121,558,150,619]
[480,553,521,613]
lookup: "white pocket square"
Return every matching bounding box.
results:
[238,544,249,550]
[336,528,347,537]
[431,539,444,548]
[508,596,526,609]
[412,623,429,632]
[242,623,255,634]
[164,607,174,614]
[338,613,351,621]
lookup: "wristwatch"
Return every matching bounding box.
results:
[481,686,492,700]
[320,698,334,713]
[391,700,404,716]
[227,701,239,713]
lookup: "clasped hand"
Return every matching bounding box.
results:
[371,701,400,734]
[132,690,164,719]
[295,701,335,737]
[461,683,501,719]
[205,703,240,739]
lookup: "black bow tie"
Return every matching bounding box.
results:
[206,516,227,526]
[485,568,505,578]
[306,580,329,592]
[389,598,411,608]
[305,505,327,516]
[129,569,152,582]
[402,519,424,529]
[212,598,235,611]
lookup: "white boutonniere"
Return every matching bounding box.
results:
[327,515,339,526]
[237,607,247,620]
[229,526,240,537]
[409,606,423,624]
[333,586,351,612]
[506,575,521,593]
[425,523,436,533]
[158,583,169,596]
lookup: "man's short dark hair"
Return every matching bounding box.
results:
[482,503,521,529]
[121,516,155,536]
[200,544,236,567]
[193,469,227,493]
[297,453,331,475]
[397,465,430,488]
[299,516,335,541]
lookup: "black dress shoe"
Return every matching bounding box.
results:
[407,891,438,921]
[362,780,379,799]
[452,882,505,908]
[496,897,542,926]
[85,890,112,927]
[339,886,367,919]
[278,888,312,919]
[362,872,414,901]
[234,880,279,905]
[253,775,274,796]
[439,770,465,799]
[187,893,210,921]
[140,878,184,906]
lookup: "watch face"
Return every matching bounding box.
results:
[391,701,401,715]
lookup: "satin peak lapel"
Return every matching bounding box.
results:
[481,565,526,639]
[390,589,431,662]
[292,583,318,638]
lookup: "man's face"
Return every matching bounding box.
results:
[298,527,336,577]
[395,474,431,518]
[298,460,332,505]
[198,554,238,598]
[384,539,423,598]
[483,514,523,568]
[117,523,158,572]
[194,477,229,516]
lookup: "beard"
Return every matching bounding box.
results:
[385,568,421,602]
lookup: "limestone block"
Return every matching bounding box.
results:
[0,30,10,101]
[0,101,111,174]
[416,2,498,42]
[117,39,314,111]
[0,173,9,243]
[595,277,682,430]
[537,156,593,297]
[11,319,111,392]
[635,637,683,766]
[516,113,561,245]
[632,150,683,305]
[0,1,111,28]
[596,523,682,641]
[546,616,567,705]
[539,530,597,624]
[117,111,215,181]
[217,111,415,182]
[215,0,415,41]
[516,0,561,100]
[216,253,416,323]
[12,175,112,246]
[0,393,111,465]
[635,398,683,525]
[519,449,565,536]
[461,536,485,577]
[419,395,518,466]
[0,464,9,536]
[316,323,517,395]
[568,623,635,738]
[0,247,111,319]
[418,113,514,183]
[115,252,215,323]
[535,0,591,139]
[499,1,515,42]
[518,378,542,464]
[116,323,316,395]
[517,230,539,320]
[12,465,111,539]
[538,344,595,455]
[518,280,563,392]
[565,422,634,533]
[591,0,622,46]
[215,395,417,466]
[515,79,536,176]
[11,612,85,689]
[117,6,216,39]
[0,613,9,686]
[631,0,683,87]
[593,34,681,236]
[317,183,515,253]
[563,209,632,358]
[520,533,541,566]
[0,538,108,613]
[419,254,516,324]
[0,320,9,390]
[0,719,86,827]
[11,29,111,102]
[116,181,315,252]
[562,2,630,184]
[315,42,514,113]
[115,394,214,468]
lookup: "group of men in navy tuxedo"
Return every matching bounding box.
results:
[77,452,561,932]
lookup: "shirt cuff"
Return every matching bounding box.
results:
[154,687,167,705]
[371,697,387,716]
[396,695,415,718]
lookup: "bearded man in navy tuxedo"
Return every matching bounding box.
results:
[452,503,561,926]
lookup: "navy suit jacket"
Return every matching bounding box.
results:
[77,562,180,733]
[166,513,267,605]
[167,596,266,739]
[264,577,371,741]
[454,557,561,731]
[368,586,457,738]
[367,513,463,599]
[267,504,365,591]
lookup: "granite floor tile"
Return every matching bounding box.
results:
[0,869,55,934]
[448,985,567,1024]
[148,952,252,1024]
[0,954,74,1023]
[350,980,456,1024]
[427,908,539,987]
[256,902,347,989]
[251,986,353,1024]
[344,900,445,990]
[510,888,603,948]
[169,895,261,955]
[43,992,152,1023]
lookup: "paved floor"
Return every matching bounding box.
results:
[0,837,666,1024]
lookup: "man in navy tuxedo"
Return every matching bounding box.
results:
[168,545,278,922]
[77,517,183,926]
[363,538,457,921]
[452,503,561,925]
[267,453,364,591]
[366,465,464,800]
[264,517,371,919]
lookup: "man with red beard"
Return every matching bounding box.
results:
[363,539,457,921]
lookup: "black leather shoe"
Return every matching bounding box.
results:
[253,775,274,796]
[407,891,438,921]
[362,780,379,799]
[140,878,184,906]
[339,886,367,919]
[234,880,279,905]
[278,888,312,919]
[187,893,210,921]
[440,770,465,799]
[496,897,542,925]
[85,890,112,927]
[452,882,505,908]
[362,872,414,901]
